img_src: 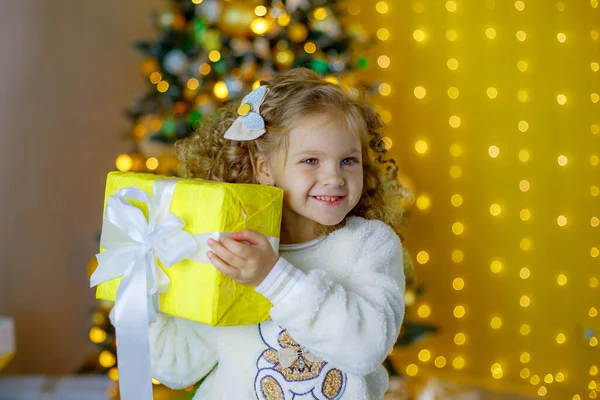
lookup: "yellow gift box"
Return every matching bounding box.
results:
[95,171,283,326]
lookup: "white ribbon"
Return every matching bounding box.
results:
[89,177,279,400]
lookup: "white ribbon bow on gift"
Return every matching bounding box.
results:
[89,177,279,400]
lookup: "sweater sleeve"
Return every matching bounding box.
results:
[255,221,406,376]
[109,309,218,390]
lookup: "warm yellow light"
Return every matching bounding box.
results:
[277,13,291,26]
[557,274,568,285]
[414,86,427,99]
[593,247,600,258]
[150,72,162,84]
[416,196,430,210]
[376,2,389,14]
[448,87,459,99]
[515,1,525,11]
[592,0,599,8]
[486,28,497,39]
[592,62,600,72]
[491,363,503,379]
[447,58,459,70]
[591,365,599,376]
[518,90,529,102]
[516,30,527,41]
[418,349,431,362]
[452,222,464,235]
[348,3,361,15]
[146,157,159,171]
[251,18,269,35]
[518,120,529,132]
[377,56,390,68]
[450,144,462,157]
[517,60,528,71]
[187,78,200,91]
[555,372,565,382]
[208,50,221,62]
[520,267,531,279]
[590,337,599,347]
[521,368,530,379]
[378,83,392,96]
[454,305,466,318]
[199,63,211,75]
[556,333,566,344]
[557,33,567,43]
[377,28,390,41]
[413,1,425,13]
[592,156,600,166]
[89,327,107,344]
[446,29,458,41]
[520,352,531,363]
[489,146,500,158]
[418,305,431,318]
[157,81,169,93]
[591,307,599,317]
[416,251,429,264]
[415,140,428,154]
[487,87,498,98]
[435,356,447,368]
[446,1,457,12]
[449,115,461,128]
[592,217,600,227]
[405,291,416,306]
[454,332,466,345]
[116,154,133,172]
[557,215,568,226]
[520,296,531,307]
[99,351,117,368]
[453,278,465,291]
[452,250,464,263]
[382,136,393,150]
[108,368,119,381]
[490,317,502,329]
[413,29,426,42]
[254,5,267,16]
[213,81,229,99]
[557,94,567,105]
[520,209,531,221]
[304,42,316,54]
[490,260,502,273]
[593,186,600,196]
[519,180,530,192]
[520,238,532,251]
[451,194,463,207]
[406,364,418,376]
[530,375,540,385]
[133,124,146,139]
[537,386,547,396]
[519,149,530,162]
[590,277,599,288]
[558,155,568,166]
[452,357,465,370]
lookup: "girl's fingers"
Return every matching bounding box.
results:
[208,238,244,268]
[231,229,263,246]
[207,252,241,280]
[220,236,252,259]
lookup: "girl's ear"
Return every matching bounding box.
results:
[253,153,275,185]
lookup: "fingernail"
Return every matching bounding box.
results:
[206,251,213,258]
[207,239,214,245]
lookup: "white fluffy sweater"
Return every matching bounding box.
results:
[143,216,405,399]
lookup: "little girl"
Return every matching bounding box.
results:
[132,68,409,399]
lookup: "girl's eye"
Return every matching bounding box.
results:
[342,157,359,166]
[302,158,318,165]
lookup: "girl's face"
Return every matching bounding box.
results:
[271,110,364,240]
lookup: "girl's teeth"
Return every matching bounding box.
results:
[316,196,340,202]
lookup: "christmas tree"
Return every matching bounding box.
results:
[81,0,434,387]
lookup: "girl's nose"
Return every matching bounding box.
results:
[321,167,345,186]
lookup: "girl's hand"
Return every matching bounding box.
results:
[206,229,279,287]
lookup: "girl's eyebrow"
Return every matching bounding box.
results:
[290,148,362,157]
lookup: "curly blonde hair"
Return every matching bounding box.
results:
[175,68,413,239]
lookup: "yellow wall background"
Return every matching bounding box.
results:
[352,1,600,399]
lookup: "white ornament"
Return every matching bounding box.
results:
[164,49,189,75]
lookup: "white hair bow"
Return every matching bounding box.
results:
[224,85,269,141]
